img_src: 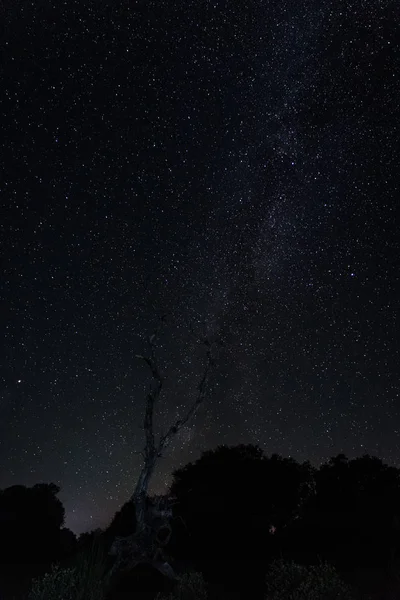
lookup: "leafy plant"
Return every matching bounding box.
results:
[156,571,208,600]
[265,559,354,600]
[28,565,77,600]
[29,536,111,600]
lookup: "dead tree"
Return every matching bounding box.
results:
[110,319,215,579]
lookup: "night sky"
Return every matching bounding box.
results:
[1,0,399,534]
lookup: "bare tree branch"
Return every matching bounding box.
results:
[111,318,216,579]
[130,320,166,526]
[157,340,214,453]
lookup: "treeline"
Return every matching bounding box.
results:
[1,444,400,599]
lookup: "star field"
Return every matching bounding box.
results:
[0,0,399,533]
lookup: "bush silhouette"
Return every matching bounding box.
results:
[29,537,111,600]
[0,481,75,590]
[265,560,354,600]
[156,572,208,600]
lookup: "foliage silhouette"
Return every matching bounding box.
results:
[29,536,111,600]
[166,444,314,600]
[0,482,75,566]
[3,447,400,599]
[155,572,209,600]
[169,444,314,562]
[0,483,76,599]
[265,560,355,600]
[283,454,400,571]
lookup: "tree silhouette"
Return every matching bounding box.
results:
[169,444,314,562]
[109,318,217,582]
[284,454,400,571]
[0,482,75,596]
[165,444,314,600]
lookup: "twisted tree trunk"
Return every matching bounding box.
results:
[110,320,215,580]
